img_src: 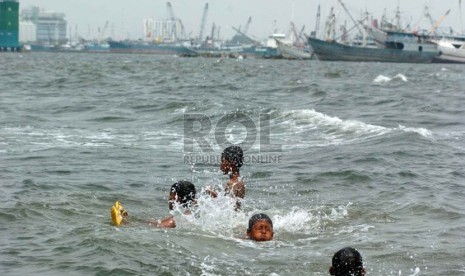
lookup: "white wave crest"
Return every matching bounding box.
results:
[397,125,432,138]
[373,73,408,84]
[277,109,390,148]
[274,109,433,149]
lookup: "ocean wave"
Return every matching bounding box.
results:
[396,124,432,138]
[271,109,433,149]
[0,126,184,152]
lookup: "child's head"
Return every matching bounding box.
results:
[329,247,365,276]
[221,145,244,173]
[169,181,197,210]
[246,213,273,242]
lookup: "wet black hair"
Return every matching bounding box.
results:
[247,213,273,231]
[221,145,244,168]
[170,181,196,208]
[331,247,364,276]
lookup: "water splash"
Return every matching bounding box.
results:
[170,190,353,240]
[409,267,421,276]
[171,187,245,237]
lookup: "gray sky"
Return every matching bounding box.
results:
[19,0,465,40]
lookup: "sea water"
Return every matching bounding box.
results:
[1,52,464,275]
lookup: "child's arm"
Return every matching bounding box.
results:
[149,215,176,228]
[204,186,218,198]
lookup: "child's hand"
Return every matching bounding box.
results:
[204,186,218,198]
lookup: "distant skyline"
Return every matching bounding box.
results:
[18,0,465,41]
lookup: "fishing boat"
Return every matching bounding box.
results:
[431,38,465,63]
[255,34,286,59]
[307,36,439,63]
[367,27,439,52]
[274,39,312,60]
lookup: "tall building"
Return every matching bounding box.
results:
[0,0,19,50]
[20,6,67,44]
[35,11,67,44]
[19,20,35,42]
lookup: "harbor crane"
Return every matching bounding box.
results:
[166,2,177,41]
[429,9,451,35]
[199,3,209,43]
[99,20,109,42]
[312,4,321,38]
[166,2,175,21]
[210,22,216,41]
[232,26,260,45]
[166,2,187,40]
[423,5,436,27]
[243,16,252,35]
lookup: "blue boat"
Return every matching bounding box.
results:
[85,42,110,53]
[254,34,286,59]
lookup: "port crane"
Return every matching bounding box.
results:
[99,21,109,43]
[429,9,451,35]
[166,2,187,40]
[199,3,209,43]
[312,4,321,38]
[210,22,216,41]
[232,26,260,45]
[243,16,252,35]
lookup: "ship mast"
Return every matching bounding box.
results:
[337,0,363,36]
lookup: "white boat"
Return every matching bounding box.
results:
[431,38,465,63]
[274,39,312,60]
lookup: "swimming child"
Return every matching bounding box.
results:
[246,213,274,242]
[329,247,366,276]
[110,181,197,228]
[206,145,245,210]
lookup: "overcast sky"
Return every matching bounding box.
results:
[19,0,465,40]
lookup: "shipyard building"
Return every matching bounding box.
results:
[19,6,67,44]
[144,18,184,42]
[0,0,19,51]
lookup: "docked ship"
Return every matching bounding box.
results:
[107,40,197,56]
[307,36,439,63]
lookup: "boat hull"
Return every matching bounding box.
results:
[307,37,438,63]
[255,47,282,59]
[432,39,465,63]
[433,54,465,63]
[108,40,196,56]
[275,39,312,60]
